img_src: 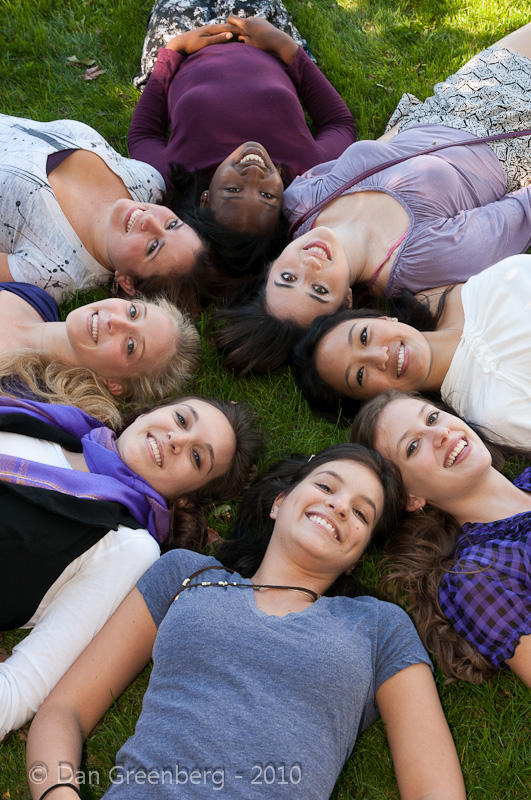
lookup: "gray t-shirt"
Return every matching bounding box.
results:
[103,550,430,798]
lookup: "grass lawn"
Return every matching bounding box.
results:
[1,0,529,797]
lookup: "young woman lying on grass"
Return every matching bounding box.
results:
[0,393,261,740]
[351,392,531,686]
[292,255,530,450]
[0,113,215,312]
[128,0,355,298]
[0,284,198,425]
[26,444,465,799]
[213,22,531,373]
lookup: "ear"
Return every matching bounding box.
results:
[104,378,124,397]
[405,494,426,513]
[200,190,209,209]
[269,491,286,520]
[344,288,353,309]
[114,271,136,297]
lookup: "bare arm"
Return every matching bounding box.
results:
[0,252,14,282]
[505,633,531,686]
[26,587,157,798]
[377,663,466,800]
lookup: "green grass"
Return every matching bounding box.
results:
[1,0,530,797]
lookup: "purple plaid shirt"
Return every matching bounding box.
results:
[438,468,531,668]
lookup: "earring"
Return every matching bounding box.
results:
[111,273,119,295]
[201,190,209,200]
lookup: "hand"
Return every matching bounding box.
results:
[226,16,299,64]
[166,23,236,55]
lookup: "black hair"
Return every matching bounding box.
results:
[216,442,405,598]
[212,287,305,375]
[291,289,449,422]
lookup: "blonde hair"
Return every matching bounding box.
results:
[0,296,200,426]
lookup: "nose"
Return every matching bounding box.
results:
[431,424,451,448]
[140,212,164,235]
[167,429,185,455]
[101,312,133,336]
[326,495,347,519]
[367,345,389,371]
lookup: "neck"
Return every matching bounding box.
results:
[32,321,79,367]
[419,329,462,392]
[252,547,336,612]
[436,466,531,525]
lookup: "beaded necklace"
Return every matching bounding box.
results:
[172,565,321,604]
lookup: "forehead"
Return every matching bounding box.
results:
[307,458,383,496]
[375,398,426,454]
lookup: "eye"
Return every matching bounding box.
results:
[127,338,135,355]
[353,508,368,524]
[260,191,274,200]
[427,410,440,425]
[360,327,368,345]
[280,272,296,283]
[129,303,137,319]
[225,187,241,193]
[175,411,186,427]
[356,366,364,387]
[166,218,180,230]
[406,440,419,457]
[316,482,332,493]
[192,449,201,469]
[311,284,328,295]
[147,239,159,255]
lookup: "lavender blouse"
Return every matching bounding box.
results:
[438,468,531,668]
[282,125,531,295]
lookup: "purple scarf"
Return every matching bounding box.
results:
[0,396,170,543]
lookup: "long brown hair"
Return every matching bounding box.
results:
[351,390,500,683]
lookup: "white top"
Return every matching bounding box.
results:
[0,432,160,738]
[441,255,531,448]
[0,113,165,302]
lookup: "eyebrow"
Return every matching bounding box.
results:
[182,404,215,473]
[137,302,147,360]
[314,470,378,515]
[344,323,357,389]
[217,192,278,209]
[395,403,430,455]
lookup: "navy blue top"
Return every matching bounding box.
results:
[0,282,59,321]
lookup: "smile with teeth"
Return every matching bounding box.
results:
[397,343,405,377]
[147,434,163,467]
[238,153,266,168]
[444,439,468,468]
[307,513,340,541]
[90,312,99,343]
[126,208,144,233]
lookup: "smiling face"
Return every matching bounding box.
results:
[206,142,284,235]
[265,227,352,327]
[270,459,384,579]
[116,399,237,501]
[107,200,204,289]
[65,298,178,390]
[374,398,491,511]
[315,316,432,400]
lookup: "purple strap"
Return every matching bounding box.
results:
[288,128,531,236]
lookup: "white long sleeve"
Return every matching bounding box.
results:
[0,525,160,738]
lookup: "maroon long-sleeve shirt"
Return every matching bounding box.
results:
[128,43,356,186]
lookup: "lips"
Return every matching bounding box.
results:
[147,433,163,467]
[444,438,468,468]
[302,240,331,260]
[125,207,143,233]
[306,512,340,541]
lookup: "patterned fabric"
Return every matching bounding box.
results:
[134,0,312,88]
[438,467,531,668]
[386,46,531,192]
